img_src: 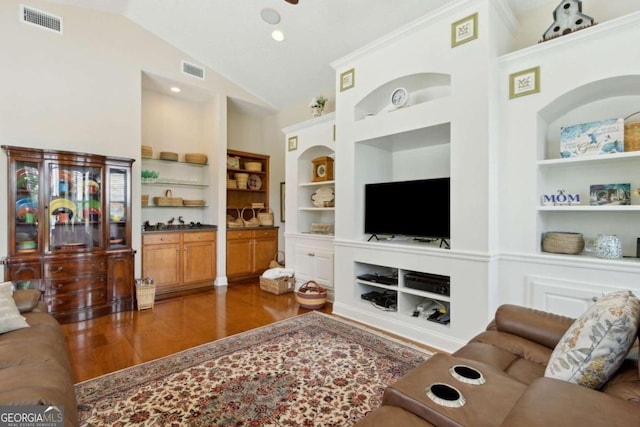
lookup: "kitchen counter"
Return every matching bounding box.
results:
[142,223,218,233]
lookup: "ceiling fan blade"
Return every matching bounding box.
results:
[284,0,299,4]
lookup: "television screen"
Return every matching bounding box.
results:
[364,178,450,240]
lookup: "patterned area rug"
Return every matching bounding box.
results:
[75,312,431,426]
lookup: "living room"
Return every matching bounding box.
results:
[2,0,640,425]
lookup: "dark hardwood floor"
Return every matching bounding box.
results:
[62,280,332,383]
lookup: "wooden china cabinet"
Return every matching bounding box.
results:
[2,145,135,323]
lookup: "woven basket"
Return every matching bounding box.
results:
[184,153,208,164]
[141,194,149,206]
[141,145,153,159]
[227,208,244,228]
[542,232,585,255]
[244,161,262,172]
[136,283,156,310]
[183,199,205,207]
[242,206,260,227]
[296,280,327,309]
[235,173,249,189]
[227,178,237,189]
[625,111,640,152]
[258,208,274,226]
[159,151,178,161]
[153,189,183,206]
[269,251,285,268]
[259,276,295,295]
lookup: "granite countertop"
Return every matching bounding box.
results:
[142,223,218,233]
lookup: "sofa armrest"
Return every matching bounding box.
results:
[491,304,575,349]
[12,289,43,313]
[501,377,640,427]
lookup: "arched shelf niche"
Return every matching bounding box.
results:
[538,75,640,161]
[354,72,451,121]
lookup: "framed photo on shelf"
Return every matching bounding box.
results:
[287,136,298,152]
[340,68,355,92]
[451,13,478,47]
[509,66,540,99]
[589,183,630,206]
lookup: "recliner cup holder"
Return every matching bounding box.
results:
[449,364,486,385]
[425,383,466,407]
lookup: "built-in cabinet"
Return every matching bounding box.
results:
[225,149,278,281]
[141,230,216,297]
[324,2,640,352]
[498,12,640,314]
[227,228,278,281]
[283,113,336,297]
[2,145,135,323]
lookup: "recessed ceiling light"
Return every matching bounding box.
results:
[170,86,181,93]
[261,8,281,25]
[272,30,285,42]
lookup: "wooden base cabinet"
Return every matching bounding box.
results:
[227,228,278,281]
[142,230,216,298]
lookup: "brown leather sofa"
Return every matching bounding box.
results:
[0,289,79,426]
[356,304,640,426]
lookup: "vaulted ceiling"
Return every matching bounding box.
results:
[46,0,551,111]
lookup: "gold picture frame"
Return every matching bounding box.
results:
[288,136,298,152]
[451,12,478,47]
[340,68,355,92]
[509,66,540,99]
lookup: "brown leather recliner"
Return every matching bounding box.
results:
[356,304,640,427]
[0,289,79,426]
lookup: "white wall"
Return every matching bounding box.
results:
[0,0,272,277]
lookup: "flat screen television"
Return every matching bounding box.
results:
[364,178,450,241]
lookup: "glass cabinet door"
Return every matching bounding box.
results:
[47,163,103,252]
[14,161,40,255]
[107,167,129,248]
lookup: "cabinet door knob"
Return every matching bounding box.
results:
[56,283,63,289]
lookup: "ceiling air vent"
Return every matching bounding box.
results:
[182,61,205,80]
[21,5,63,34]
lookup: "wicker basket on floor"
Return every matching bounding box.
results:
[296,280,327,309]
[260,276,295,295]
[136,283,156,310]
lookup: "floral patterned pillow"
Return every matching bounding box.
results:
[545,290,640,389]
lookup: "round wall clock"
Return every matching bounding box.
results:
[390,87,408,108]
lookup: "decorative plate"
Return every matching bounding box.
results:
[248,174,262,190]
[311,186,335,208]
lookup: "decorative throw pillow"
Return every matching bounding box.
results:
[0,282,30,334]
[545,290,640,389]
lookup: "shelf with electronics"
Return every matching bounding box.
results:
[283,113,336,297]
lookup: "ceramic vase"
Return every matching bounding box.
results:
[312,106,323,118]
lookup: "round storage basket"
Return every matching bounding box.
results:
[296,280,327,310]
[244,161,262,172]
[184,153,208,164]
[241,206,260,227]
[542,232,585,255]
[235,173,249,189]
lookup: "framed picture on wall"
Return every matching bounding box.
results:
[288,136,298,151]
[340,68,355,92]
[509,66,540,99]
[451,12,478,47]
